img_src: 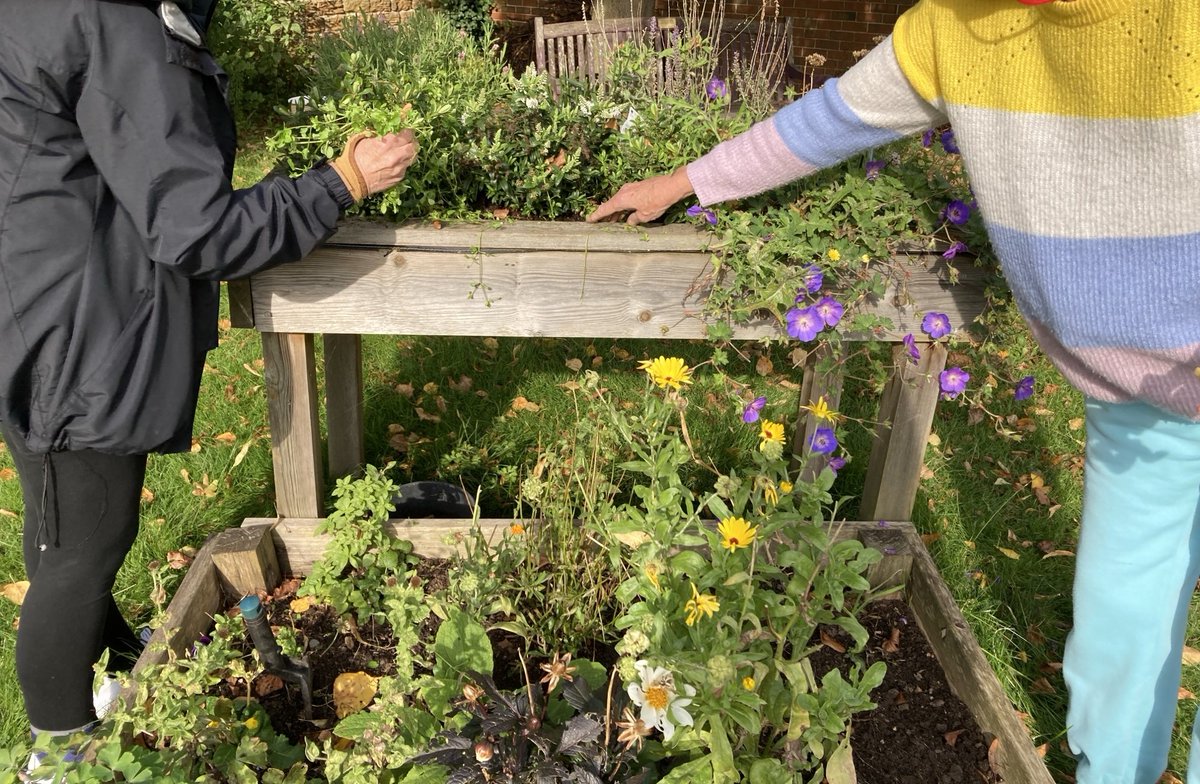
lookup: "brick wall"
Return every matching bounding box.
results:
[305,0,421,34]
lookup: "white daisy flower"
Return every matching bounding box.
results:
[626,660,695,741]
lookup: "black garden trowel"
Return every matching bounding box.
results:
[239,594,314,719]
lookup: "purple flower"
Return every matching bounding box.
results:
[941,241,968,259]
[922,128,934,148]
[685,204,717,225]
[902,332,921,362]
[786,306,823,341]
[742,395,767,423]
[939,367,969,399]
[865,159,886,181]
[829,456,846,472]
[940,129,959,154]
[877,519,890,528]
[809,426,838,454]
[1014,375,1035,401]
[705,78,728,100]
[921,312,952,340]
[941,200,972,226]
[813,296,844,328]
[802,265,824,295]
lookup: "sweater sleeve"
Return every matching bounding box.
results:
[686,33,947,207]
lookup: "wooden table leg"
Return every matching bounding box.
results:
[324,333,364,482]
[791,342,845,482]
[262,332,323,518]
[859,342,947,522]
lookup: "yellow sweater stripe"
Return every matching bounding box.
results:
[893,0,1200,119]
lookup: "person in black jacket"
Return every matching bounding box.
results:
[0,0,418,753]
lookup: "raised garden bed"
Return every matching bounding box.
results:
[133,517,1052,783]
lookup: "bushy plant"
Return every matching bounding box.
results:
[208,0,311,127]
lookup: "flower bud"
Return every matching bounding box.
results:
[474,741,494,763]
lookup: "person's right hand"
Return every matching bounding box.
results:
[331,129,420,202]
[354,130,419,196]
[586,166,695,225]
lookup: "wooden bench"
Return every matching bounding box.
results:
[228,218,986,524]
[533,16,678,92]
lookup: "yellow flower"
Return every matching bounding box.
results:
[779,481,794,494]
[742,676,756,691]
[244,717,259,731]
[638,356,693,390]
[827,248,841,262]
[764,482,778,506]
[800,395,839,423]
[510,522,525,535]
[860,253,871,264]
[645,562,661,591]
[684,583,719,626]
[718,516,758,552]
[758,419,785,451]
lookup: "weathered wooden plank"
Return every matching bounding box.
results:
[324,334,364,481]
[262,333,324,517]
[210,525,282,598]
[791,343,845,481]
[902,526,1053,784]
[248,246,986,341]
[327,218,710,254]
[859,342,947,521]
[132,535,223,674]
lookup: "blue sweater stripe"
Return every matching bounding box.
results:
[771,78,905,169]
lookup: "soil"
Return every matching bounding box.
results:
[218,566,1002,781]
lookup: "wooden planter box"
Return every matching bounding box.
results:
[228,219,989,523]
[133,517,1052,784]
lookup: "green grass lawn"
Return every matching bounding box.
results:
[1,129,1197,782]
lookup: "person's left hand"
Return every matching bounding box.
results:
[587,167,696,225]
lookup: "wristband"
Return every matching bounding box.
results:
[329,131,376,202]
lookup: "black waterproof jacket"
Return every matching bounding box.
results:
[0,0,353,454]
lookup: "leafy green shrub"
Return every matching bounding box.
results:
[208,0,311,127]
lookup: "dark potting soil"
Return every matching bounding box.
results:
[810,599,1003,783]
[219,566,1003,782]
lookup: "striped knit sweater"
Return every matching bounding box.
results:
[687,0,1200,420]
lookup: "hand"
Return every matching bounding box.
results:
[587,167,696,225]
[354,130,419,196]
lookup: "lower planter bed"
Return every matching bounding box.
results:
[133,517,1052,783]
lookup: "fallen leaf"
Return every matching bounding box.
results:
[1041,550,1075,560]
[820,628,846,654]
[996,546,1021,560]
[1035,742,1048,759]
[214,431,237,444]
[290,597,313,614]
[333,672,378,718]
[1160,773,1184,784]
[987,737,1002,772]
[565,358,583,372]
[545,149,567,168]
[1068,417,1084,431]
[165,550,193,569]
[943,728,964,747]
[927,432,941,447]
[613,531,651,549]
[0,468,13,481]
[1,580,29,606]
[755,356,774,376]
[1030,677,1056,695]
[189,439,202,454]
[1179,687,1196,701]
[395,382,414,398]
[491,207,510,219]
[0,508,17,518]
[510,396,542,413]
[920,532,941,546]
[232,439,254,468]
[415,407,441,423]
[141,487,155,504]
[1182,646,1200,667]
[1027,624,1046,646]
[920,465,935,481]
[242,361,262,378]
[448,375,473,393]
[882,627,901,654]
[254,673,284,697]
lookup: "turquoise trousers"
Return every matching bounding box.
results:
[1066,399,1200,783]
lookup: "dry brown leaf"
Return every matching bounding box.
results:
[927,432,942,447]
[545,149,568,168]
[1,580,29,606]
[215,431,237,444]
[1027,624,1047,646]
[919,465,935,481]
[1160,773,1185,784]
[491,207,510,219]
[996,547,1021,560]
[254,673,284,697]
[0,508,17,518]
[232,439,254,468]
[987,737,1002,772]
[755,356,774,376]
[1034,743,1048,759]
[166,550,193,569]
[333,672,378,718]
[882,627,901,654]
[1068,417,1085,431]
[242,361,263,378]
[290,597,313,614]
[613,531,651,549]
[1179,687,1196,701]
[0,468,13,481]
[189,439,202,454]
[819,628,846,654]
[141,486,155,504]
[943,728,964,747]
[395,382,414,398]
[415,407,441,423]
[482,337,499,352]
[1182,646,1200,667]
[1030,677,1056,695]
[448,375,473,393]
[559,380,581,391]
[510,396,542,413]
[920,532,941,546]
[565,358,583,372]
[1041,550,1075,560]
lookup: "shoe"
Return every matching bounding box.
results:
[92,675,122,720]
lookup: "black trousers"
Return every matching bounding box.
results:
[2,423,145,731]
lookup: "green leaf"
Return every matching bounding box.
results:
[434,606,493,678]
[669,549,708,578]
[656,754,713,784]
[825,739,857,784]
